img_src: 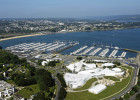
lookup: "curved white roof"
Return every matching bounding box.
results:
[102,63,114,67]
[112,68,122,72]
[64,73,91,89]
[88,84,106,94]
[78,68,101,75]
[94,60,107,63]
[83,63,96,69]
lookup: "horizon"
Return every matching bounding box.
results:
[0,0,140,18]
[0,14,140,19]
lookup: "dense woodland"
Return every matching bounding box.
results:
[0,48,55,100]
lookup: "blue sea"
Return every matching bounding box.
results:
[0,28,140,58]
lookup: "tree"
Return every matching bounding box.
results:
[35,69,51,77]
[113,61,121,66]
[33,92,46,100]
[0,49,22,64]
[11,73,18,80]
[35,69,54,88]
[48,61,56,67]
[14,73,26,86]
[39,82,47,91]
[76,56,82,60]
[25,77,36,86]
[57,73,67,88]
[58,87,67,100]
[27,65,36,76]
[119,97,123,100]
[20,58,27,64]
[37,59,43,65]
[130,90,135,95]
[132,85,140,92]
[0,73,4,80]
[124,93,130,100]
[136,93,140,100]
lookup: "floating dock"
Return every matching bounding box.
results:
[70,46,88,55]
[89,48,102,56]
[80,46,94,55]
[99,48,109,57]
[118,52,127,58]
[109,50,118,58]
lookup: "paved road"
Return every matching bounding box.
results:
[52,74,61,100]
[110,63,139,100]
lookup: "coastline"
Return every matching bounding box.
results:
[0,33,45,42]
[0,27,140,42]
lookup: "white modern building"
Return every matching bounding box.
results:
[66,60,96,72]
[64,73,91,89]
[64,61,125,89]
[41,61,48,66]
[94,60,107,63]
[88,84,107,94]
[102,63,115,67]
[41,57,62,66]
[35,55,42,59]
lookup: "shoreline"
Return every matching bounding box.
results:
[0,27,140,42]
[0,33,45,42]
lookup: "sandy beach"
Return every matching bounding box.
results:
[0,33,45,42]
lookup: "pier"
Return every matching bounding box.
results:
[109,50,118,58]
[80,46,94,55]
[118,52,126,58]
[99,48,109,57]
[89,48,102,56]
[70,46,88,55]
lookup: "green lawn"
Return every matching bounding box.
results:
[73,78,97,91]
[6,80,17,86]
[66,66,133,100]
[104,76,120,81]
[56,63,62,66]
[48,69,56,74]
[17,84,40,99]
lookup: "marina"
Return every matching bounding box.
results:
[5,40,129,59]
[4,40,131,59]
[70,45,127,58]
[5,41,78,58]
[0,28,139,58]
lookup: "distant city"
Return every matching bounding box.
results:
[0,15,140,39]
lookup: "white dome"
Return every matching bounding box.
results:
[112,68,122,72]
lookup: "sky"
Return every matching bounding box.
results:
[0,0,140,18]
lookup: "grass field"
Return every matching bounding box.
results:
[17,84,40,99]
[104,76,120,81]
[73,78,97,91]
[48,69,56,74]
[6,80,16,85]
[65,66,133,100]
